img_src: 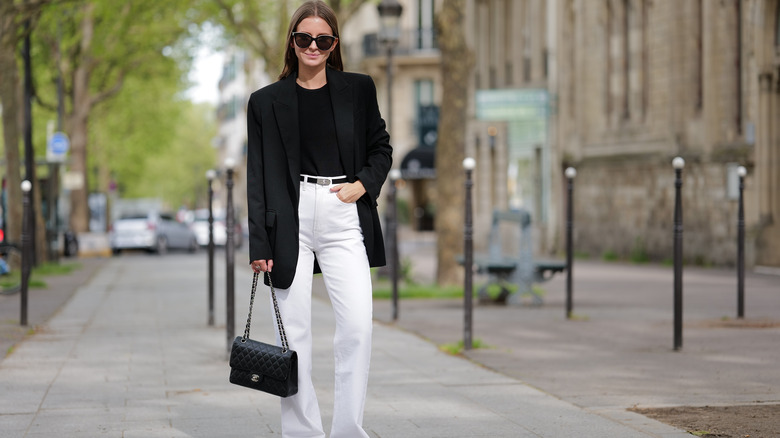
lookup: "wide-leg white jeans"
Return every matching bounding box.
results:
[273,177,373,438]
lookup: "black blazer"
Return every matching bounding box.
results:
[246,67,393,289]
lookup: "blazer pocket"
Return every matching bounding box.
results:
[265,210,277,251]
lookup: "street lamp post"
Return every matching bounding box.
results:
[377,0,403,135]
[224,158,236,354]
[564,167,577,320]
[23,22,36,267]
[736,165,747,319]
[672,157,685,351]
[463,157,476,351]
[20,180,32,327]
[388,169,402,321]
[206,169,216,326]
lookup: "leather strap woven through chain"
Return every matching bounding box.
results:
[242,272,290,353]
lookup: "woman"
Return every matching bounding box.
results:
[245,1,392,437]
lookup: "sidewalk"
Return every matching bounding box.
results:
[0,257,106,360]
[378,229,780,416]
[0,251,688,437]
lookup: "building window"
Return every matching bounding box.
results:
[605,1,612,117]
[695,0,703,111]
[606,0,647,124]
[523,0,532,83]
[622,0,630,120]
[416,0,435,50]
[505,0,514,85]
[776,1,780,49]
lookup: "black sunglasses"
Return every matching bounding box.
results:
[292,32,337,50]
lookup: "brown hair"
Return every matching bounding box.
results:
[279,1,344,80]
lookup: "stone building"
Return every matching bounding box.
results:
[344,0,443,231]
[468,0,780,268]
[214,48,270,221]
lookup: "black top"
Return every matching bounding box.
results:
[297,83,344,177]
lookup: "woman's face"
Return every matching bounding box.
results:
[293,16,338,72]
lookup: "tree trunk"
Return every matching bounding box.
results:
[67,4,94,234]
[0,13,24,252]
[434,0,473,286]
[67,100,90,233]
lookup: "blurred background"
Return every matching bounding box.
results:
[2,0,779,285]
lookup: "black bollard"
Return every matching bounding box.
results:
[737,165,746,319]
[672,157,685,351]
[463,157,476,350]
[206,169,216,326]
[225,159,236,354]
[564,167,577,319]
[20,181,32,326]
[388,169,401,321]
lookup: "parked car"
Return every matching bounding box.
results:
[110,212,198,254]
[190,209,243,248]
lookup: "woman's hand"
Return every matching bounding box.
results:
[251,259,273,273]
[331,180,366,203]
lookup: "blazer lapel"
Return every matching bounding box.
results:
[327,68,355,177]
[273,74,301,198]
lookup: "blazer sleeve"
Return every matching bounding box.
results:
[355,75,393,202]
[246,94,273,263]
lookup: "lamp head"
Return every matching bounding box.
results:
[224,157,236,170]
[377,0,403,43]
[463,157,476,170]
[206,169,216,181]
[389,169,402,181]
[737,166,747,178]
[672,157,685,170]
[21,180,32,193]
[564,167,577,179]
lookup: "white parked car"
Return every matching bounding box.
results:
[110,212,198,254]
[190,209,243,248]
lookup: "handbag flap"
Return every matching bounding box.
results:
[230,337,296,382]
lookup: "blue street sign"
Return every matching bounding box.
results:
[48,131,69,162]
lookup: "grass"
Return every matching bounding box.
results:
[33,262,80,276]
[373,282,547,301]
[574,250,591,260]
[568,313,590,321]
[373,283,463,299]
[439,338,489,355]
[0,261,81,290]
[601,250,619,261]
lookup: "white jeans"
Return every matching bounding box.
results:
[273,176,373,438]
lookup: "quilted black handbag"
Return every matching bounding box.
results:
[229,272,298,397]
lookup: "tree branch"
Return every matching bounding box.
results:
[89,64,133,107]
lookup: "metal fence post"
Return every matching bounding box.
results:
[225,158,236,354]
[564,167,577,319]
[672,157,685,351]
[463,157,476,351]
[206,169,216,327]
[388,169,401,321]
[737,165,747,319]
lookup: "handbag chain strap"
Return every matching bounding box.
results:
[242,272,290,353]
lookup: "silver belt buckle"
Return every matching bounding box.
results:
[317,178,329,186]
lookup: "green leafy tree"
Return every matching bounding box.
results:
[202,0,370,78]
[32,0,197,232]
[90,69,217,209]
[0,0,57,252]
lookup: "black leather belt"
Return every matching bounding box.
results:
[300,176,349,185]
